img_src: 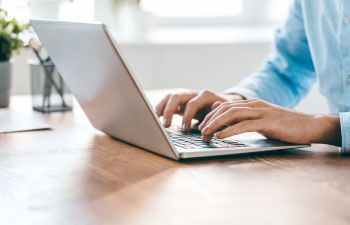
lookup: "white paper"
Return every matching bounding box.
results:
[0,110,51,133]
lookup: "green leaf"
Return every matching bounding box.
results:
[0,7,32,61]
[0,31,13,61]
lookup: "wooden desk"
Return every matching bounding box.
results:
[1,92,350,225]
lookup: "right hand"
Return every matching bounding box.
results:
[155,89,244,132]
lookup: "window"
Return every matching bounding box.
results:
[141,0,243,18]
[141,0,293,26]
[0,0,29,22]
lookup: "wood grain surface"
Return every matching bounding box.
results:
[0,92,349,225]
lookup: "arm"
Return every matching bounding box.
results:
[198,1,343,149]
[226,0,316,108]
[198,99,341,147]
[155,1,313,132]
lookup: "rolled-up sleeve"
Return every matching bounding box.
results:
[340,112,350,154]
[225,0,316,108]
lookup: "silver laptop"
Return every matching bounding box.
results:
[31,20,309,160]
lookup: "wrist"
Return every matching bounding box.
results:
[311,115,341,146]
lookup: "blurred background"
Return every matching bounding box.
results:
[2,0,328,113]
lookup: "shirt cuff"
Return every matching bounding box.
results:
[339,112,350,154]
[223,86,261,100]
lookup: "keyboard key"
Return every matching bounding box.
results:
[166,126,247,149]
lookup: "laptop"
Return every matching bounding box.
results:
[30,20,309,160]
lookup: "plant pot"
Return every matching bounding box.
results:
[0,61,12,108]
[29,60,73,112]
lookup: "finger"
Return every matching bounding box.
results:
[155,94,171,117]
[198,99,259,130]
[181,95,209,132]
[162,95,183,127]
[201,133,214,142]
[182,90,224,132]
[211,101,222,110]
[199,101,260,131]
[201,108,262,135]
[232,98,261,104]
[162,93,196,127]
[215,120,263,139]
[198,101,225,130]
[199,103,232,130]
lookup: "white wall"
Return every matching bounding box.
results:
[11,36,329,114]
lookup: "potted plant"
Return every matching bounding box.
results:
[0,8,30,107]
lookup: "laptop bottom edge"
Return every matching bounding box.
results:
[178,144,310,159]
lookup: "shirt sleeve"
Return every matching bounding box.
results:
[225,0,316,108]
[340,112,350,154]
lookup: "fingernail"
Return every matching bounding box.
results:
[182,122,186,132]
[216,131,223,138]
[202,135,209,142]
[163,119,169,126]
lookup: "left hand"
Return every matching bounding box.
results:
[198,98,341,146]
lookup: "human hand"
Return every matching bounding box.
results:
[155,90,244,132]
[198,99,341,146]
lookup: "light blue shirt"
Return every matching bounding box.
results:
[227,0,350,153]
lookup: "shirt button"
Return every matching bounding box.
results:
[344,17,350,24]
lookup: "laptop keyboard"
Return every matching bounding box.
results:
[166,126,247,149]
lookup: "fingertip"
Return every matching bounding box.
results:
[181,122,189,132]
[198,122,203,131]
[201,135,208,142]
[163,118,171,127]
[201,134,213,142]
[215,131,224,139]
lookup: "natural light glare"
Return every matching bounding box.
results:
[58,0,94,21]
[268,0,293,22]
[1,0,29,22]
[141,0,243,17]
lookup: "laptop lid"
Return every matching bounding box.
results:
[31,20,179,160]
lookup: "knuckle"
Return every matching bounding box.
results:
[170,93,181,100]
[250,98,260,101]
[255,99,265,104]
[247,99,264,107]
[220,102,230,106]
[228,108,236,114]
[222,105,232,111]
[186,99,198,108]
[254,99,265,104]
[213,100,222,105]
[200,89,213,96]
